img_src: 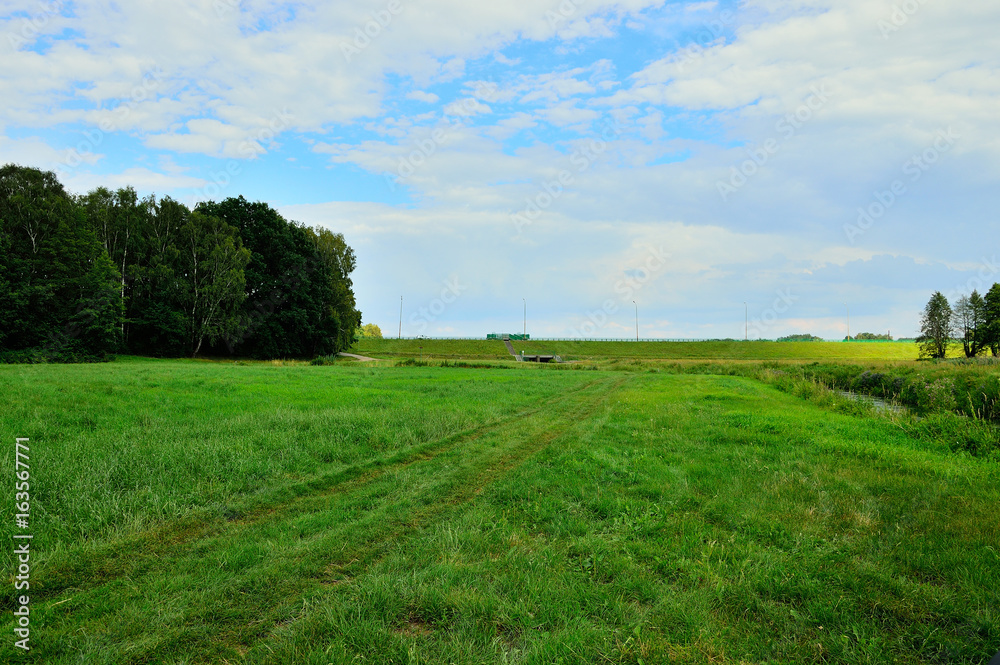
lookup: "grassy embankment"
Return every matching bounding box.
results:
[1,359,998,663]
[351,338,921,361]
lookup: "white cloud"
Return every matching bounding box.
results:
[685,2,718,12]
[406,90,440,104]
[493,52,521,66]
[2,0,996,339]
[59,167,206,195]
[444,98,492,118]
[1,0,667,147]
[0,132,68,170]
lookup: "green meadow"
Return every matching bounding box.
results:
[2,358,998,663]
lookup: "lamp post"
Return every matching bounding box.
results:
[523,298,526,337]
[398,296,402,340]
[744,302,748,341]
[633,300,638,342]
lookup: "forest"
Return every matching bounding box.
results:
[0,164,361,361]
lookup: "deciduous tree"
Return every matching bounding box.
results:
[984,283,1000,356]
[954,291,987,358]
[178,211,250,357]
[0,164,124,360]
[917,291,952,359]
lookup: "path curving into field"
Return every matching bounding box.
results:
[338,351,380,361]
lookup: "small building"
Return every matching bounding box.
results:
[520,354,555,363]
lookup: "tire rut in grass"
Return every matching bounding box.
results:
[234,375,628,660]
[30,378,608,603]
[27,377,626,664]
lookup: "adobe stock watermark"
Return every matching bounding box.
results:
[671,9,736,72]
[213,0,240,19]
[945,255,1000,304]
[13,437,33,651]
[510,115,625,236]
[238,108,294,159]
[53,68,164,177]
[717,83,831,202]
[878,0,932,39]
[188,108,294,206]
[383,81,498,192]
[747,288,798,339]
[844,127,958,244]
[409,275,467,334]
[569,246,670,339]
[545,0,589,30]
[7,0,65,50]
[341,0,403,62]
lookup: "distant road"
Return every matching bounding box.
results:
[338,352,380,362]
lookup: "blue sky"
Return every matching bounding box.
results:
[2,0,997,339]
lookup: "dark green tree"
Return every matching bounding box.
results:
[69,250,126,356]
[1,166,361,362]
[125,195,190,356]
[917,291,952,359]
[79,186,142,340]
[984,283,1000,356]
[197,197,360,358]
[309,226,362,354]
[0,164,123,360]
[853,332,893,341]
[954,291,988,358]
[178,211,250,357]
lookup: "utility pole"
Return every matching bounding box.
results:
[744,302,748,341]
[523,298,526,336]
[633,301,638,342]
[844,303,850,341]
[398,296,402,340]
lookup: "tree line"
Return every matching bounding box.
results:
[918,287,1000,359]
[0,164,361,361]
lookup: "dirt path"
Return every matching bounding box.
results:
[338,352,380,361]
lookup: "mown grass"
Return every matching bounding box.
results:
[352,338,920,361]
[0,360,587,551]
[1,361,998,663]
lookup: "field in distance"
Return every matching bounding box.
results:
[1,359,996,664]
[352,338,921,361]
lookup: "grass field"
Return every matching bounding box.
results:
[2,360,998,663]
[351,338,922,361]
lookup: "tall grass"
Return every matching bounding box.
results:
[719,360,1000,423]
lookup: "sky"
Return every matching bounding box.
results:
[2,0,998,340]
